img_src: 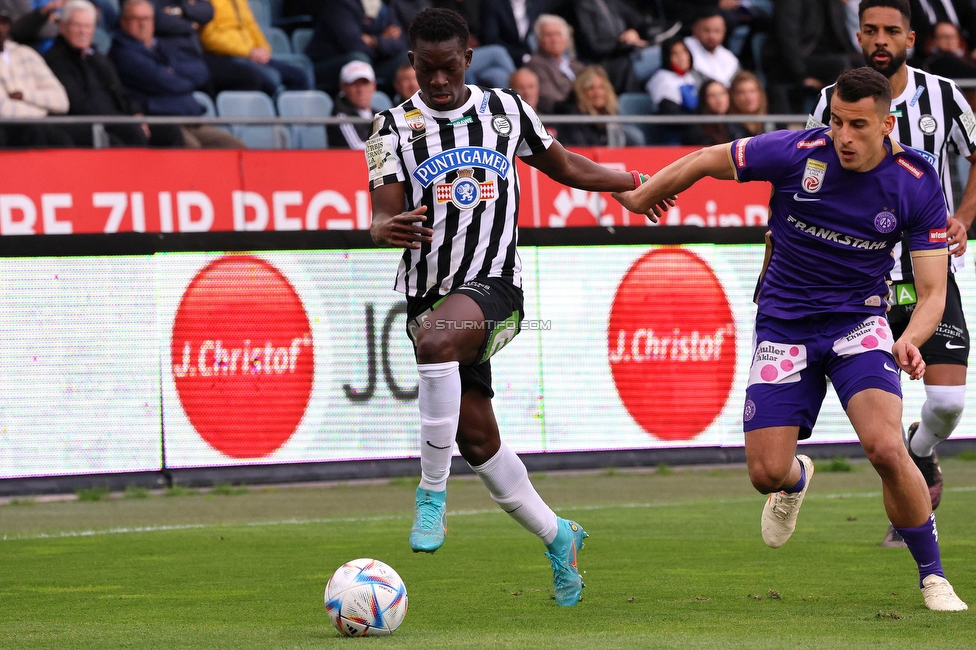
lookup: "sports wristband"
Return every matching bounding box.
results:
[630,170,648,189]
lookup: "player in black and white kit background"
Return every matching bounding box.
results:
[366,8,668,606]
[808,0,976,547]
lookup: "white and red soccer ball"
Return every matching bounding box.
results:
[324,558,408,637]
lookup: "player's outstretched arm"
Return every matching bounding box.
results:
[369,182,433,249]
[892,254,948,380]
[612,143,736,222]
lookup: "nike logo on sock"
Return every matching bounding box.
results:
[920,561,937,568]
[426,441,452,450]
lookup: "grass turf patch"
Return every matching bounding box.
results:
[0,460,974,649]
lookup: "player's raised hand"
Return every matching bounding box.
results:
[372,206,433,249]
[892,340,925,380]
[947,215,967,257]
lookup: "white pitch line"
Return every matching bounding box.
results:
[3,486,974,542]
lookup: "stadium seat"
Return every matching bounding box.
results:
[215,90,289,149]
[272,53,315,90]
[617,92,657,145]
[192,91,216,117]
[372,90,394,111]
[291,27,314,56]
[92,27,111,54]
[266,26,291,55]
[250,0,272,26]
[277,90,332,149]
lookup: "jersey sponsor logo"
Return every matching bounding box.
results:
[412,146,511,187]
[792,193,820,202]
[874,210,897,233]
[796,138,826,149]
[831,316,893,357]
[946,341,966,350]
[929,228,947,242]
[449,115,473,127]
[434,169,496,209]
[786,215,889,250]
[911,146,937,167]
[479,92,490,114]
[918,114,938,135]
[883,363,899,373]
[747,342,806,386]
[734,138,747,168]
[800,159,827,193]
[491,114,512,137]
[404,109,426,132]
[607,248,736,441]
[896,157,924,178]
[366,134,396,182]
[961,109,976,139]
[910,85,925,107]
[804,115,826,128]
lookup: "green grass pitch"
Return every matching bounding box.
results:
[1,458,974,649]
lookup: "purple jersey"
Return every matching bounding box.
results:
[732,127,948,319]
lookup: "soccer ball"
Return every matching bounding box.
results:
[324,558,408,637]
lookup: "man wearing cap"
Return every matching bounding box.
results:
[0,6,75,147]
[328,59,379,149]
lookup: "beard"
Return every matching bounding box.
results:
[868,50,907,77]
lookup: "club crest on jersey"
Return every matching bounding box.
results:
[918,114,938,135]
[404,109,426,132]
[801,159,827,193]
[874,210,897,233]
[491,115,512,137]
[435,169,496,209]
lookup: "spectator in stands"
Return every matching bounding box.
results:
[45,0,185,146]
[508,66,539,108]
[110,0,243,147]
[305,0,408,96]
[328,59,379,149]
[559,64,639,147]
[762,0,862,114]
[909,0,976,58]
[199,0,310,96]
[479,0,543,67]
[682,78,749,145]
[646,37,706,144]
[148,0,269,96]
[0,6,75,147]
[524,13,585,114]
[728,69,767,135]
[684,9,739,87]
[0,0,59,52]
[923,20,976,78]
[573,0,661,94]
[391,58,418,103]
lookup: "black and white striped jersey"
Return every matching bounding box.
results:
[366,86,553,297]
[808,66,976,278]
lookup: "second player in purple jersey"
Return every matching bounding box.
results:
[731,126,948,319]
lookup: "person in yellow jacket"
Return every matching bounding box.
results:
[199,0,310,95]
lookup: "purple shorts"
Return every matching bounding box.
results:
[742,312,902,439]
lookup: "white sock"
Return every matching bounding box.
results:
[417,361,460,492]
[471,443,559,545]
[912,384,965,457]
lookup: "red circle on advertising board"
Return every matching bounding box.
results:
[171,256,314,458]
[607,248,736,440]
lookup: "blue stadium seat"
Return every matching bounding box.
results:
[250,0,271,26]
[215,91,289,149]
[372,90,393,111]
[192,91,216,117]
[291,27,314,56]
[265,26,291,55]
[277,90,332,149]
[617,92,657,145]
[272,53,315,90]
[92,27,112,54]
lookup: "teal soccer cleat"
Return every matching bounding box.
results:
[545,517,588,606]
[409,487,447,553]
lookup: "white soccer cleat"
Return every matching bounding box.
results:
[921,575,968,611]
[761,454,814,549]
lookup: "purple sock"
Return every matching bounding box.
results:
[783,457,806,494]
[895,513,946,588]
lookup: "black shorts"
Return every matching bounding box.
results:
[889,272,969,367]
[405,277,525,397]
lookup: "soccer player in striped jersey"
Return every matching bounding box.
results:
[366,8,667,607]
[807,0,976,549]
[614,66,967,611]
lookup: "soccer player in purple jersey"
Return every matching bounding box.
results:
[611,67,967,611]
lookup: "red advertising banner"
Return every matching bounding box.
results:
[0,147,771,235]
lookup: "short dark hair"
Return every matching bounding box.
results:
[858,0,911,24]
[834,66,892,110]
[408,8,469,50]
